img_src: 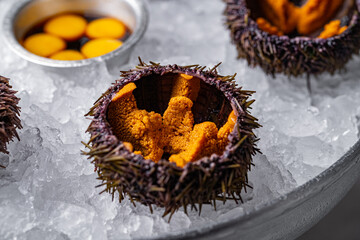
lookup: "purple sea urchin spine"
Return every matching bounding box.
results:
[0,76,22,157]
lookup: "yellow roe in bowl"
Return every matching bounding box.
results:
[50,50,85,61]
[86,18,127,39]
[81,38,123,58]
[44,14,87,41]
[23,33,66,57]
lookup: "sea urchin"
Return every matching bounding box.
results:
[224,0,360,76]
[83,60,260,218]
[0,76,21,159]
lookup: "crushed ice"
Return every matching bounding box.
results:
[0,0,359,239]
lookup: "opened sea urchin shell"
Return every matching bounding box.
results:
[84,60,260,217]
[224,0,360,76]
[0,76,21,157]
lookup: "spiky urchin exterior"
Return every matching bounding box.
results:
[0,76,21,156]
[224,0,360,77]
[84,60,260,218]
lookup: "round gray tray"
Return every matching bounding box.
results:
[163,139,360,240]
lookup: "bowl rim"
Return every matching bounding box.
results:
[2,0,149,68]
[155,138,360,239]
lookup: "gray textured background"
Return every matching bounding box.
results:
[298,178,360,240]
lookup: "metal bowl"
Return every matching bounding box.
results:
[2,0,149,68]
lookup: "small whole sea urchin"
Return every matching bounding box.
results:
[84,60,260,218]
[224,0,360,77]
[0,76,21,162]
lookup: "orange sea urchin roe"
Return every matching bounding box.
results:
[86,18,127,39]
[50,50,85,61]
[256,18,284,36]
[107,83,164,162]
[171,74,201,102]
[260,0,299,34]
[126,110,164,161]
[169,122,219,168]
[297,0,343,35]
[318,20,347,39]
[169,112,236,167]
[161,96,195,154]
[44,14,87,41]
[107,83,138,134]
[123,142,134,152]
[217,111,236,151]
[112,82,137,102]
[258,0,346,38]
[24,33,66,57]
[81,38,123,58]
[168,111,236,167]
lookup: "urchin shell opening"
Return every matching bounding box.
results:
[247,0,356,38]
[105,71,237,166]
[130,73,233,128]
[84,61,260,217]
[107,72,238,166]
